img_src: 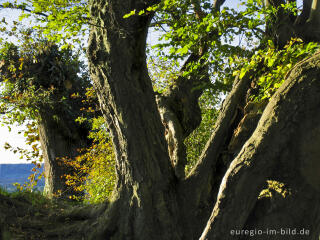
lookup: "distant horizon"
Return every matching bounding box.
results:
[0,163,43,164]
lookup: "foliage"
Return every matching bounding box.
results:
[259,180,292,199]
[234,38,320,101]
[146,0,267,91]
[147,53,180,93]
[184,89,220,173]
[0,32,90,122]
[3,121,42,161]
[145,0,266,171]
[0,23,115,202]
[58,86,115,203]
[1,0,89,46]
[64,115,116,204]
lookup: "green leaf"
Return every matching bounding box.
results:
[138,10,145,15]
[239,69,246,79]
[176,45,189,55]
[123,10,136,19]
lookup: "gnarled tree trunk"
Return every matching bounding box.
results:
[87,1,182,238]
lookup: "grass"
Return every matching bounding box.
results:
[0,186,85,239]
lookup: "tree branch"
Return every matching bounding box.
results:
[293,0,320,42]
[212,0,226,12]
[181,69,252,204]
[308,0,320,25]
[156,52,209,179]
[155,0,226,179]
[295,0,312,25]
[191,0,206,20]
[0,4,48,17]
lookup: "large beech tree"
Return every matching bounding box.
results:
[1,0,320,239]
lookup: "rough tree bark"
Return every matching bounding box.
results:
[87,1,182,238]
